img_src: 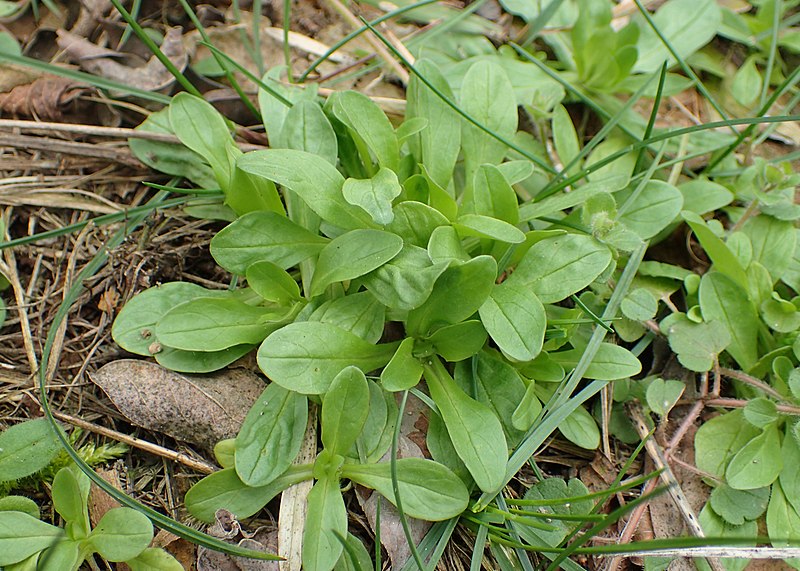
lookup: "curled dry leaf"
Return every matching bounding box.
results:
[56,26,188,92]
[90,359,264,450]
[0,77,97,122]
[197,509,279,571]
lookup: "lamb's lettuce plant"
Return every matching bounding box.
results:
[0,464,181,571]
[116,55,648,569]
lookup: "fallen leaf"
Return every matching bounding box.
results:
[90,359,264,450]
[0,77,96,121]
[56,26,188,92]
[88,462,125,527]
[197,509,279,571]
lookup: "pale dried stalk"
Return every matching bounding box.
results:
[279,404,318,571]
[627,403,726,571]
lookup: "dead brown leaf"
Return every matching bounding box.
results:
[197,509,279,571]
[89,359,264,450]
[0,76,95,121]
[88,462,125,527]
[56,26,188,92]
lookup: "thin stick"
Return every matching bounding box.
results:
[627,402,726,571]
[51,410,217,475]
[324,0,410,84]
[0,119,266,151]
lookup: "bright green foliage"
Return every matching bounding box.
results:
[107,11,800,567]
[0,465,180,570]
[0,419,60,483]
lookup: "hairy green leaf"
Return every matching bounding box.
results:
[236,383,308,487]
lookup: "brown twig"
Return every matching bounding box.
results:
[51,410,217,474]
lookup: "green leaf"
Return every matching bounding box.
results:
[361,244,448,311]
[697,504,755,571]
[741,215,797,283]
[618,181,683,239]
[761,295,800,333]
[246,261,301,304]
[227,157,285,216]
[342,168,401,226]
[559,405,600,450]
[621,288,658,321]
[385,201,449,247]
[39,539,80,571]
[322,367,370,457]
[355,381,397,463]
[633,0,722,73]
[709,485,769,526]
[423,359,507,493]
[699,272,759,371]
[52,466,89,539]
[428,225,469,264]
[258,322,397,394]
[422,166,458,221]
[127,547,185,571]
[661,313,730,372]
[743,398,778,429]
[213,439,236,469]
[678,178,734,215]
[455,352,528,447]
[280,99,338,164]
[407,59,461,189]
[237,149,375,230]
[460,60,517,182]
[479,281,546,362]
[454,214,526,244]
[210,211,328,274]
[552,105,581,177]
[779,429,800,513]
[236,383,307,487]
[516,478,593,548]
[303,476,348,571]
[695,410,760,479]
[426,320,487,362]
[89,508,153,562]
[0,511,64,566]
[726,423,782,490]
[506,234,612,304]
[767,481,800,551]
[407,256,497,337]
[185,467,309,523]
[381,338,423,392]
[0,418,60,482]
[645,378,685,417]
[0,496,39,519]
[731,57,762,107]
[154,344,255,373]
[156,298,287,352]
[128,108,215,188]
[169,92,232,182]
[329,90,399,172]
[550,343,641,380]
[512,382,542,432]
[309,292,385,344]
[463,164,520,224]
[112,282,233,356]
[343,458,469,520]
[682,211,747,290]
[310,229,403,297]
